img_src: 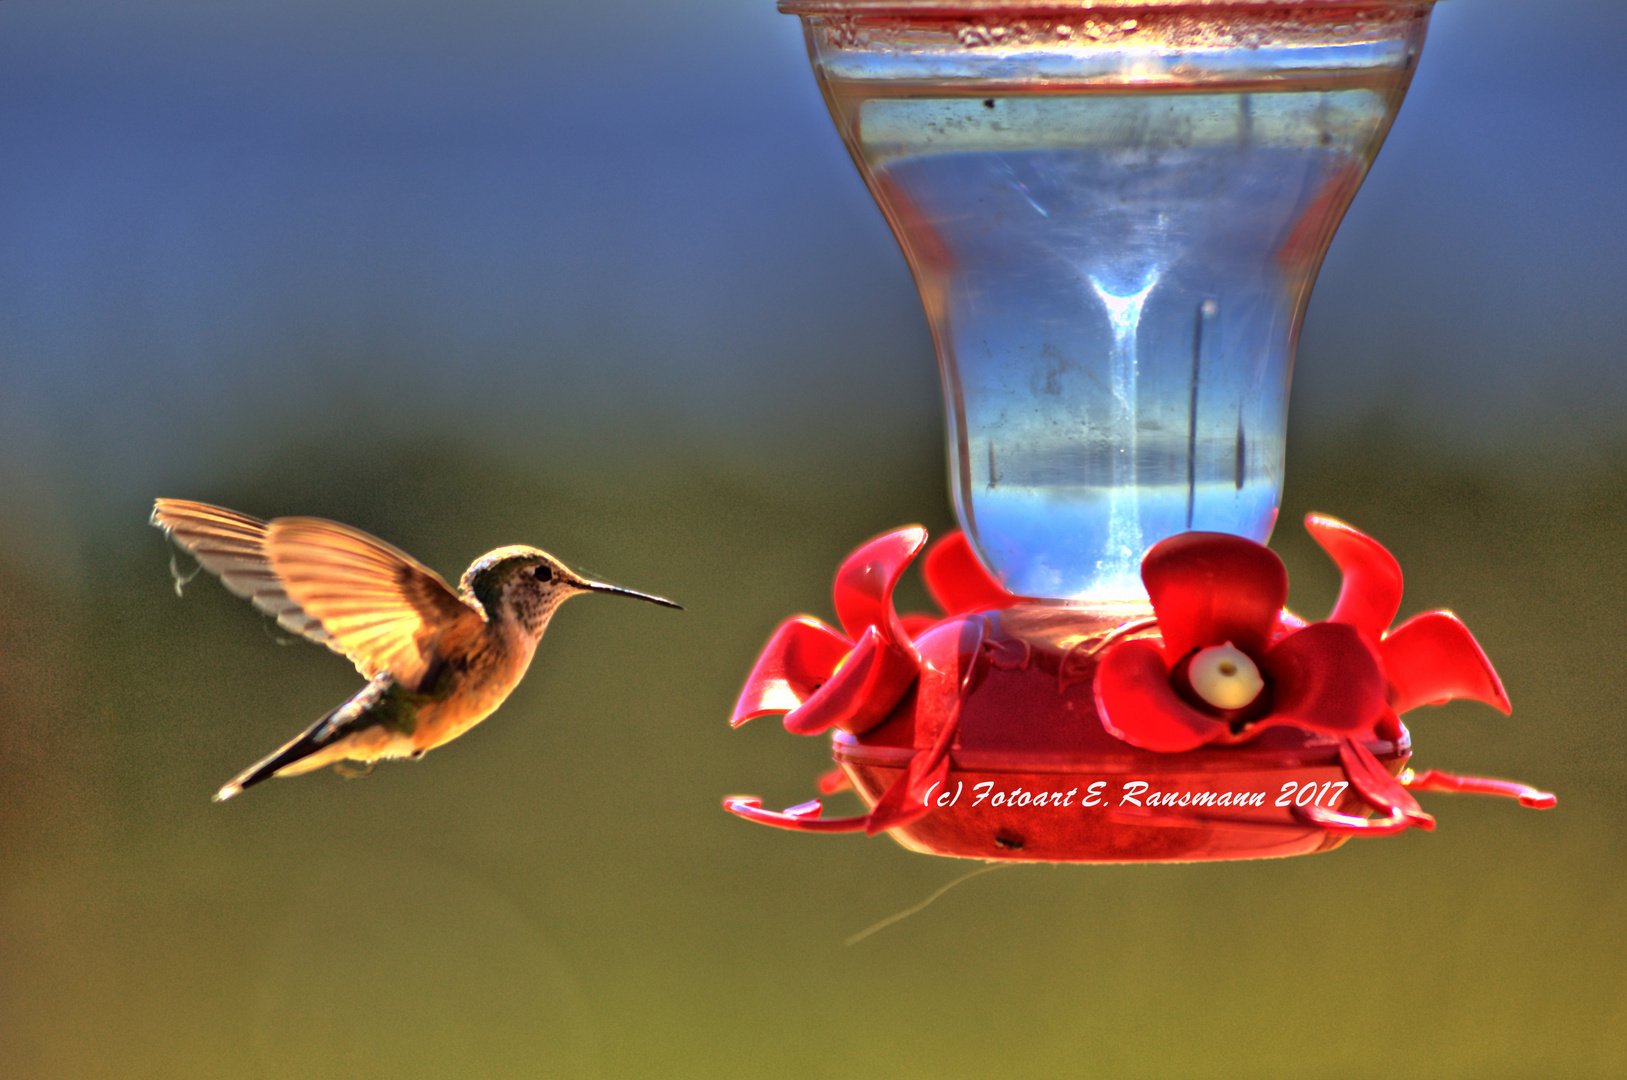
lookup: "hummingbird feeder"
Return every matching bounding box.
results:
[726,0,1554,861]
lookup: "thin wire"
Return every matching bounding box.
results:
[1186,300,1205,529]
[843,863,1009,947]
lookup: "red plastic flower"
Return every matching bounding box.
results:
[726,528,1016,835]
[1094,514,1510,751]
[1094,514,1530,832]
[729,528,1016,741]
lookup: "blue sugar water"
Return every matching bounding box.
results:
[843,88,1390,598]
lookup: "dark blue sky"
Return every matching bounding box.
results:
[1,0,1623,542]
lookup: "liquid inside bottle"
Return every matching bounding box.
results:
[827,78,1404,598]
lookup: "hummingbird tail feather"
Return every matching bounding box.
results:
[212,675,398,802]
[213,713,344,802]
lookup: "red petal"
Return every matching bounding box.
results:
[783,626,920,736]
[817,767,853,795]
[1141,532,1287,659]
[1304,514,1403,640]
[729,617,852,727]
[1292,803,1417,836]
[722,797,871,833]
[899,612,939,638]
[1093,638,1227,752]
[862,756,943,837]
[1338,737,1434,829]
[1403,768,1555,809]
[870,690,965,836]
[861,617,981,835]
[834,527,928,645]
[912,616,984,743]
[1381,610,1511,715]
[922,531,1016,615]
[1261,621,1386,737]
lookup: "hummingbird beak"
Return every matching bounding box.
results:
[581,580,683,610]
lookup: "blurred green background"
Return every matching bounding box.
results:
[1,1,1624,1078]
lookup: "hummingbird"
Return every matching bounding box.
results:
[151,499,681,801]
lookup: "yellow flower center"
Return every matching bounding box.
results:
[1188,642,1264,710]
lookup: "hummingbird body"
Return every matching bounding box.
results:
[151,500,679,800]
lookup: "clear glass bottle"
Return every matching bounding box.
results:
[782,0,1434,599]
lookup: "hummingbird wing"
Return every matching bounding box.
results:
[151,499,337,649]
[262,517,485,687]
[152,499,484,687]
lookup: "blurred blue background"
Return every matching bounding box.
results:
[1,1,1624,1078]
[3,0,1622,546]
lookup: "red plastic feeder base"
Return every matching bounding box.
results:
[833,604,1405,862]
[724,522,1554,863]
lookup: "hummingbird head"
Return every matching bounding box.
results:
[460,546,681,639]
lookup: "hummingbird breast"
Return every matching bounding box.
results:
[409,625,538,753]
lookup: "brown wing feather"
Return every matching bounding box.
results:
[152,499,485,685]
[151,499,334,649]
[265,517,484,686]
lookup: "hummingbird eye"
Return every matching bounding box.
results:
[533,565,553,583]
